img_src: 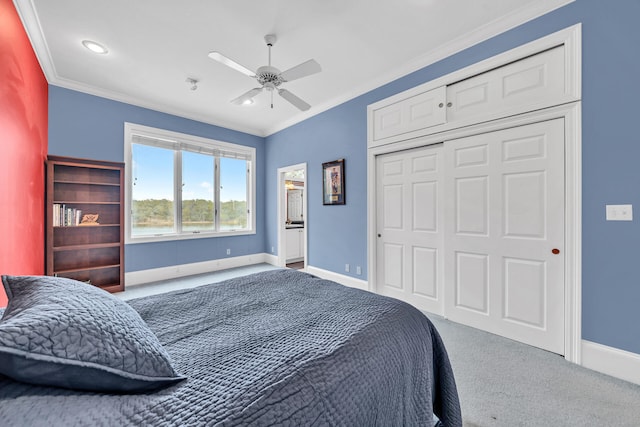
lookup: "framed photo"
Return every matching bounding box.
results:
[322,159,345,205]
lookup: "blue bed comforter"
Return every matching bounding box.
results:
[0,269,461,426]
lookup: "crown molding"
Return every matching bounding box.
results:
[13,0,56,83]
[264,0,575,136]
[14,0,574,138]
[51,76,267,137]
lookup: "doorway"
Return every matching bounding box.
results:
[277,163,307,270]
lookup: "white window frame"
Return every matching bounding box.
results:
[124,122,256,244]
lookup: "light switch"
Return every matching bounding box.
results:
[606,204,633,221]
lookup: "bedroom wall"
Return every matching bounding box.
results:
[0,0,48,307]
[265,0,640,357]
[48,86,266,273]
[264,101,368,278]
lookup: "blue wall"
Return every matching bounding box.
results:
[264,0,640,355]
[49,0,640,356]
[48,86,266,271]
[265,99,369,278]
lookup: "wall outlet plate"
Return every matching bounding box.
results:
[606,204,633,221]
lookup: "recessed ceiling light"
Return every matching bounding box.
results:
[82,40,108,54]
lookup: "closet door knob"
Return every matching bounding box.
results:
[447,102,453,107]
[438,102,444,108]
[551,248,560,255]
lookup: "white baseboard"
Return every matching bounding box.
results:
[581,340,640,386]
[263,253,279,266]
[305,265,370,291]
[125,253,276,286]
[124,255,369,292]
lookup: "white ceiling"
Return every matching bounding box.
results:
[15,0,571,137]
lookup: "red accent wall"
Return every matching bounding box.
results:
[0,0,48,307]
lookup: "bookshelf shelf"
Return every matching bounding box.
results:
[54,264,121,275]
[46,155,124,292]
[53,242,121,251]
[53,201,121,204]
[53,180,120,186]
[53,224,120,228]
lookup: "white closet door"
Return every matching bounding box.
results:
[376,144,444,315]
[446,46,566,124]
[444,118,565,354]
[372,86,446,142]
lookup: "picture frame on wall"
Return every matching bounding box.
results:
[322,159,345,205]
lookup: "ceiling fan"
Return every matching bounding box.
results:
[208,34,321,111]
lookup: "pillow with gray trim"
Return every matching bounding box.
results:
[0,275,185,393]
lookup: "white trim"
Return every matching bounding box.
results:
[124,257,371,295]
[263,253,279,266]
[277,163,308,268]
[367,24,582,148]
[13,0,266,136]
[123,122,256,244]
[12,0,56,83]
[369,103,582,362]
[305,266,369,292]
[57,77,267,137]
[14,0,574,137]
[125,253,274,286]
[367,26,582,363]
[564,103,582,364]
[265,1,575,136]
[581,340,640,386]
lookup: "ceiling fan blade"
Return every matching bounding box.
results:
[231,88,263,105]
[280,59,321,82]
[278,89,311,111]
[208,51,255,77]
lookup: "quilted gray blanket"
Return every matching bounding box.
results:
[0,269,461,426]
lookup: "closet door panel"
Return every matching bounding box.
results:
[375,144,445,315]
[444,118,565,354]
[446,46,566,124]
[372,86,446,142]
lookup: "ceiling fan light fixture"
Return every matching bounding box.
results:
[209,34,321,111]
[242,99,254,105]
[82,40,108,54]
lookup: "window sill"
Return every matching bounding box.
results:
[125,228,256,244]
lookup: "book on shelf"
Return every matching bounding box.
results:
[52,204,83,226]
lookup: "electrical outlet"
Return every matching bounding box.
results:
[606,204,633,221]
[356,266,362,275]
[226,248,231,255]
[271,246,275,253]
[345,264,350,273]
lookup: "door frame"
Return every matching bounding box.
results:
[277,163,308,268]
[368,102,581,362]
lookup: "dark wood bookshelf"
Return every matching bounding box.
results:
[46,155,124,292]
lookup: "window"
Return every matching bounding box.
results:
[125,123,255,243]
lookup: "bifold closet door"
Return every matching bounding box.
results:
[375,144,445,315]
[443,119,565,354]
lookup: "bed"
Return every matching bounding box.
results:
[0,269,461,426]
